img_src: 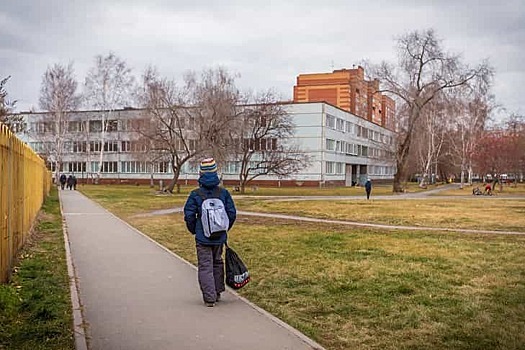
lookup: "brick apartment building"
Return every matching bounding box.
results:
[293,66,395,130]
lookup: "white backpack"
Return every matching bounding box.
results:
[198,188,229,239]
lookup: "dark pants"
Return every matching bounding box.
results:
[196,243,225,303]
[366,189,371,200]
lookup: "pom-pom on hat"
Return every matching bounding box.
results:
[199,158,217,173]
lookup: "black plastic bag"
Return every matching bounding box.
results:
[225,244,250,289]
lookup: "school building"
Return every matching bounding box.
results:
[15,101,396,187]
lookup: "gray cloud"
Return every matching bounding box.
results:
[1,0,523,116]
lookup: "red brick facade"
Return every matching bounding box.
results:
[293,67,395,129]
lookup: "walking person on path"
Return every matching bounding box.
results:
[67,174,74,190]
[59,173,67,190]
[184,158,237,307]
[365,178,372,200]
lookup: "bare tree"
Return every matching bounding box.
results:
[185,68,241,166]
[372,29,492,192]
[447,85,492,188]
[414,95,448,187]
[37,63,81,180]
[0,76,23,132]
[233,91,310,193]
[84,53,135,182]
[136,67,240,193]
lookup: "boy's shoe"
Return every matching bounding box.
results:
[204,301,215,307]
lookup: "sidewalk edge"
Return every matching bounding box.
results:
[59,190,89,350]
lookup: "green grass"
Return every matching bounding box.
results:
[79,185,525,350]
[0,188,74,350]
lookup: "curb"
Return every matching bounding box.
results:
[59,190,89,350]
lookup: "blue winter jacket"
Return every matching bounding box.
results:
[183,172,236,245]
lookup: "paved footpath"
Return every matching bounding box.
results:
[59,189,325,350]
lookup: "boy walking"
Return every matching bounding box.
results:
[184,158,236,307]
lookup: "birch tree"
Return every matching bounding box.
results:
[447,86,492,188]
[38,63,81,180]
[414,96,448,187]
[84,53,134,182]
[372,29,492,192]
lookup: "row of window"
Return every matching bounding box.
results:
[325,138,394,159]
[325,161,345,174]
[325,114,393,144]
[59,160,267,175]
[59,161,172,174]
[29,116,199,134]
[325,162,395,175]
[369,165,395,176]
[29,141,148,153]
[30,137,280,154]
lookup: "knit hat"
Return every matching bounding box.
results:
[199,158,217,173]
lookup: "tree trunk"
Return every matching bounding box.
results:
[167,167,181,193]
[393,134,412,193]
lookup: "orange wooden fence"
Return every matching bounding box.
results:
[0,123,51,283]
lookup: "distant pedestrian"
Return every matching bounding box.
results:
[72,175,77,190]
[67,175,74,190]
[365,178,372,200]
[183,158,237,307]
[59,173,67,190]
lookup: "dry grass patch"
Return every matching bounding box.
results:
[123,212,525,350]
[238,198,525,232]
[436,183,525,197]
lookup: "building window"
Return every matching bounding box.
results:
[106,120,118,132]
[89,120,102,132]
[72,141,87,153]
[326,114,336,129]
[104,141,119,152]
[224,161,240,174]
[90,141,102,152]
[326,161,335,174]
[66,162,86,173]
[68,121,85,132]
[325,139,335,151]
[336,162,343,174]
[120,161,150,173]
[336,118,345,132]
[121,141,131,152]
[155,162,170,173]
[101,161,118,173]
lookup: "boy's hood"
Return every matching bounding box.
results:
[198,172,220,189]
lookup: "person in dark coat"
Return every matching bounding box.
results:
[365,178,372,200]
[67,175,74,190]
[183,158,236,307]
[59,173,67,190]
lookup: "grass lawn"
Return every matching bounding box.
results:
[0,188,74,350]
[435,183,525,197]
[237,198,525,232]
[79,184,525,350]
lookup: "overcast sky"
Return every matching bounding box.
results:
[1,0,523,118]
